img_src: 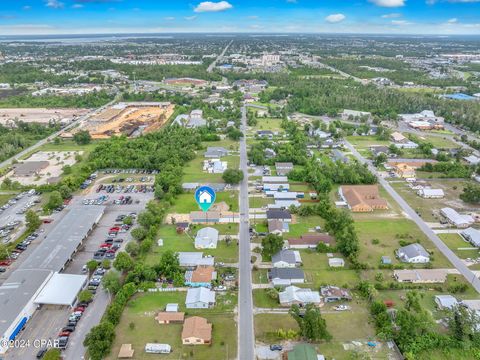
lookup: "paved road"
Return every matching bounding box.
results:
[238,105,255,359]
[207,40,233,73]
[344,140,480,293]
[0,97,118,171]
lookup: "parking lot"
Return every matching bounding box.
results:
[0,191,40,245]
[6,182,153,360]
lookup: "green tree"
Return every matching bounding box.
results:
[261,234,283,259]
[222,168,244,184]
[78,290,93,303]
[113,252,134,272]
[125,241,140,257]
[102,271,122,295]
[460,183,480,204]
[43,191,63,211]
[83,321,115,360]
[25,210,41,232]
[86,259,99,273]
[73,130,92,145]
[290,304,332,341]
[447,305,479,342]
[156,250,181,279]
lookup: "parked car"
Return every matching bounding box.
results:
[36,348,47,359]
[0,267,6,273]
[270,344,283,351]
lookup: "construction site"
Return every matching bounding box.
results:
[84,102,174,139]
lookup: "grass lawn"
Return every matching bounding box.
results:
[182,155,239,183]
[252,118,284,132]
[289,216,326,237]
[301,251,360,288]
[345,135,390,150]
[254,314,299,343]
[145,225,238,265]
[108,292,237,360]
[0,193,15,206]
[415,135,458,149]
[438,233,480,260]
[389,179,479,222]
[171,191,239,213]
[253,289,280,308]
[322,303,376,342]
[355,219,453,268]
[249,196,274,208]
[252,269,269,284]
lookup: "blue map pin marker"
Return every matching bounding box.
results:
[195,186,216,212]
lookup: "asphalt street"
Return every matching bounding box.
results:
[344,140,480,293]
[238,105,255,360]
[0,194,39,244]
[207,40,233,73]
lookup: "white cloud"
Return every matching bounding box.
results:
[22,5,32,10]
[447,18,458,23]
[369,0,405,7]
[45,0,64,9]
[194,1,233,13]
[325,13,346,23]
[382,13,402,18]
[391,19,412,25]
[184,15,197,20]
[72,4,84,8]
[164,16,175,21]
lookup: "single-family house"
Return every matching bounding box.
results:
[441,208,475,228]
[185,266,216,288]
[287,234,334,249]
[435,295,458,310]
[328,258,345,268]
[181,316,212,345]
[286,344,319,360]
[461,227,480,247]
[268,268,305,286]
[396,243,430,263]
[190,211,221,224]
[257,130,274,139]
[272,250,302,268]
[266,210,292,222]
[178,252,215,267]
[275,162,294,176]
[263,176,289,183]
[390,131,407,143]
[185,287,216,309]
[195,227,219,249]
[320,286,352,303]
[339,185,388,212]
[268,219,289,235]
[279,286,321,307]
[370,145,390,157]
[464,155,480,166]
[204,147,229,158]
[417,188,445,199]
[394,269,447,283]
[155,312,185,324]
[394,163,416,178]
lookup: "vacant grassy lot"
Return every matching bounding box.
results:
[438,233,479,260]
[289,215,326,237]
[108,292,237,360]
[145,225,239,265]
[416,135,458,149]
[254,314,299,343]
[390,179,479,222]
[355,219,453,268]
[345,135,390,150]
[182,154,239,183]
[252,289,280,308]
[251,117,283,132]
[171,191,239,213]
[252,269,269,284]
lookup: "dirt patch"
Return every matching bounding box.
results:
[0,108,88,125]
[85,102,174,139]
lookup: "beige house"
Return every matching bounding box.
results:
[155,312,185,325]
[394,269,447,283]
[394,163,416,178]
[339,185,388,212]
[182,316,212,345]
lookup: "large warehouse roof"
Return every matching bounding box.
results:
[34,273,87,306]
[0,269,52,337]
[0,206,105,338]
[21,206,105,271]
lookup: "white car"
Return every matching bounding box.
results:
[214,285,227,291]
[334,305,350,311]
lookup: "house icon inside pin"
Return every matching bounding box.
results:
[199,190,212,204]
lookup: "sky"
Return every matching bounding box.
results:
[0,0,479,36]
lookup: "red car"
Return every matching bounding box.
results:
[106,248,117,254]
[73,307,85,313]
[100,243,112,248]
[0,260,13,266]
[109,227,120,232]
[43,219,53,224]
[58,331,70,337]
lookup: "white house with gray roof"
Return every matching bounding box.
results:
[396,243,430,263]
[194,227,219,249]
[440,207,474,228]
[279,286,321,307]
[204,147,229,158]
[461,227,480,248]
[185,287,216,309]
[271,250,302,268]
[178,252,215,267]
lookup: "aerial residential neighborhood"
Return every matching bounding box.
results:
[0,1,479,360]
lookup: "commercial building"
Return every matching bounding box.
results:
[417,188,445,199]
[34,273,87,307]
[0,206,105,354]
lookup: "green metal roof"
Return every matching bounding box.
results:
[287,344,317,360]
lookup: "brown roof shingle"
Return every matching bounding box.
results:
[182,316,212,342]
[155,312,185,323]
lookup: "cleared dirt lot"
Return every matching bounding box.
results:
[0,108,89,125]
[85,102,174,138]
